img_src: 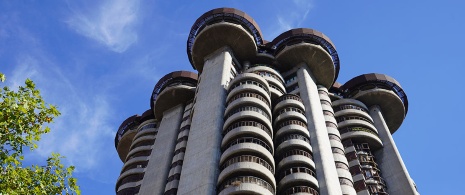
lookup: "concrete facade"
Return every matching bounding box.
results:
[113,7,419,195]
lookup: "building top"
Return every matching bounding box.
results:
[150,71,198,111]
[187,8,263,70]
[114,114,140,148]
[342,73,408,133]
[342,73,408,114]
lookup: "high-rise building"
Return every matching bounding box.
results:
[114,8,419,195]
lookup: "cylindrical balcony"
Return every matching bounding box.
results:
[272,28,339,88]
[115,115,140,162]
[245,65,286,101]
[151,71,197,120]
[341,73,408,133]
[187,8,263,72]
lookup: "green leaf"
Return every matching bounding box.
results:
[0,73,5,82]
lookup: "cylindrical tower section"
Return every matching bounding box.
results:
[164,101,194,195]
[116,110,158,195]
[318,86,356,195]
[332,98,387,194]
[150,71,198,121]
[272,28,342,195]
[187,8,263,73]
[342,73,417,195]
[218,73,275,195]
[273,94,319,195]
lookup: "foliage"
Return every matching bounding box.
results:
[0,72,80,195]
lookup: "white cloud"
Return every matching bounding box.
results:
[66,0,140,53]
[10,53,119,183]
[269,0,314,39]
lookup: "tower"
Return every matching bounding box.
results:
[114,8,419,195]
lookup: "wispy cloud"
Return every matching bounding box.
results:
[11,55,116,176]
[66,0,140,53]
[268,0,314,39]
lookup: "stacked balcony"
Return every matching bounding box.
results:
[318,87,356,195]
[116,110,158,195]
[218,73,275,195]
[245,64,286,101]
[344,141,388,194]
[273,94,319,195]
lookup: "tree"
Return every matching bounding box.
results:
[0,73,80,195]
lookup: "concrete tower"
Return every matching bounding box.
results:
[114,8,419,195]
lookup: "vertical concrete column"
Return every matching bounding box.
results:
[139,104,184,195]
[177,48,233,195]
[369,105,418,195]
[297,64,342,195]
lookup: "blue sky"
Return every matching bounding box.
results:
[1,1,464,194]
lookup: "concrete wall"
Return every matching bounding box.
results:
[177,48,233,195]
[297,64,342,195]
[370,105,418,195]
[139,104,184,195]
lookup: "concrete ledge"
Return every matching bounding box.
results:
[221,126,273,149]
[275,43,335,88]
[278,173,319,191]
[219,182,274,195]
[223,111,273,133]
[276,139,312,157]
[217,162,276,188]
[277,155,316,172]
[220,143,275,167]
[274,99,306,114]
[224,97,271,118]
[274,111,308,126]
[154,85,196,120]
[275,124,309,142]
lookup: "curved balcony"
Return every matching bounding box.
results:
[225,97,271,120]
[275,135,312,158]
[272,28,339,88]
[218,156,276,188]
[275,120,308,139]
[129,135,156,151]
[220,138,274,168]
[246,65,285,83]
[228,73,270,95]
[274,107,307,126]
[115,115,140,162]
[223,120,272,138]
[121,156,148,174]
[125,145,152,162]
[218,176,274,195]
[282,186,319,195]
[121,159,148,174]
[341,73,408,133]
[116,168,145,192]
[277,149,315,172]
[227,92,270,107]
[221,125,273,150]
[269,84,286,101]
[151,71,198,120]
[223,106,273,132]
[187,8,263,72]
[339,126,383,150]
[133,125,157,141]
[116,184,140,195]
[274,94,305,114]
[277,167,319,191]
